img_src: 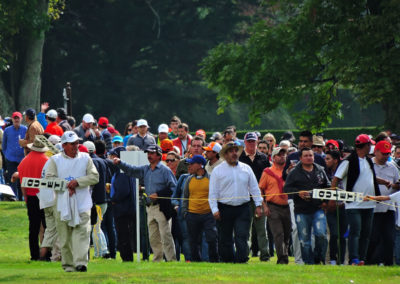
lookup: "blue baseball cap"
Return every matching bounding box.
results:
[112,135,123,143]
[244,132,258,141]
[145,144,162,156]
[186,155,206,166]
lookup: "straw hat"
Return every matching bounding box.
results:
[27,137,49,153]
[219,141,244,157]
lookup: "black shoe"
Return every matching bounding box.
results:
[102,253,111,259]
[75,265,87,272]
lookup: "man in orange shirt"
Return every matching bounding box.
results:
[259,147,291,264]
[17,137,49,260]
[44,109,64,137]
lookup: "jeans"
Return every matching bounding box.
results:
[295,209,327,264]
[346,208,374,263]
[5,159,21,200]
[218,202,251,263]
[101,202,117,258]
[326,206,347,264]
[177,213,191,261]
[27,195,46,260]
[186,212,218,262]
[395,226,400,265]
[288,199,303,264]
[366,211,395,265]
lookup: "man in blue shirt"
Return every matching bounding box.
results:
[2,112,27,200]
[112,144,177,262]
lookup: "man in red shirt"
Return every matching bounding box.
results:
[17,137,49,260]
[44,109,64,137]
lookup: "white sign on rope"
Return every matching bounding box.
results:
[21,177,67,192]
[312,188,364,203]
[36,135,60,154]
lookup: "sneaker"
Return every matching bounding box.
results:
[330,260,337,265]
[64,267,75,272]
[75,265,87,272]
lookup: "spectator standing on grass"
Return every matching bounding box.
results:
[239,132,271,262]
[98,117,112,151]
[283,148,330,265]
[203,142,223,175]
[366,140,400,266]
[209,141,265,263]
[19,108,44,156]
[3,112,27,200]
[45,131,99,272]
[259,147,291,264]
[83,141,110,258]
[181,155,219,262]
[16,137,49,260]
[324,150,347,265]
[56,108,72,132]
[44,109,64,137]
[331,134,381,266]
[113,144,177,262]
[173,123,192,157]
[168,116,181,140]
[73,113,101,142]
[109,146,137,261]
[127,119,156,151]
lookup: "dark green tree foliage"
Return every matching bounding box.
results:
[42,0,281,130]
[200,0,400,132]
[0,0,63,114]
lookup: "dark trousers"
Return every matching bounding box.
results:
[114,215,136,261]
[101,202,117,258]
[26,195,45,260]
[268,203,291,264]
[5,159,21,200]
[326,206,347,264]
[346,208,374,262]
[186,212,219,262]
[367,211,395,266]
[218,202,251,263]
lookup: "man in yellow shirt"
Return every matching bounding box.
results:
[181,155,219,262]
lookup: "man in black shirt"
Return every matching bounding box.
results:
[283,148,330,264]
[239,132,271,261]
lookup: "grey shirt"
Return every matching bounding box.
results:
[127,134,156,151]
[117,160,177,202]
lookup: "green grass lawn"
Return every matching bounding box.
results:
[0,202,399,283]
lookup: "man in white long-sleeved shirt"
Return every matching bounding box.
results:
[46,131,99,272]
[209,141,265,263]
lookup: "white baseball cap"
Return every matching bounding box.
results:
[61,131,79,144]
[137,119,149,127]
[158,123,169,134]
[46,109,58,119]
[83,141,95,153]
[82,113,95,123]
[48,135,61,145]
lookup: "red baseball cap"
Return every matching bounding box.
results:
[326,139,339,149]
[355,134,374,145]
[98,117,109,127]
[12,112,22,119]
[78,144,89,153]
[374,140,392,154]
[196,129,206,138]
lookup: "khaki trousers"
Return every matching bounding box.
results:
[146,204,176,262]
[41,205,61,261]
[55,210,91,270]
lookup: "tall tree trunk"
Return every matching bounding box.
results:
[0,78,15,116]
[17,0,47,111]
[382,95,400,133]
